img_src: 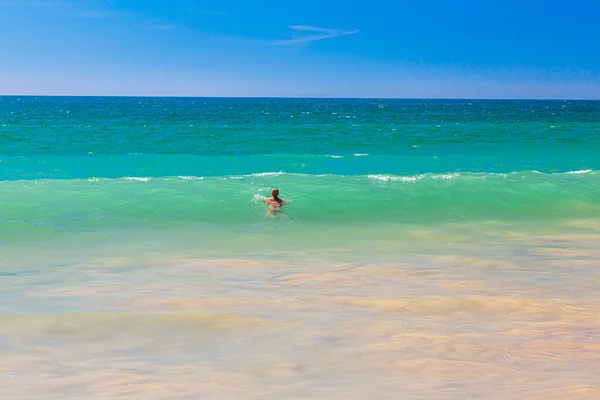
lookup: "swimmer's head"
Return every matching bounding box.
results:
[271,188,279,197]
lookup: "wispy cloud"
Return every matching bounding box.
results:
[274,25,359,45]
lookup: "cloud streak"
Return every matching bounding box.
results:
[274,25,359,45]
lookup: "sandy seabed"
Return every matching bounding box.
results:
[1,223,600,399]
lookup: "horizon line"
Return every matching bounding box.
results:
[1,94,599,101]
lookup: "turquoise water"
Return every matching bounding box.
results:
[2,97,599,228]
[2,97,600,399]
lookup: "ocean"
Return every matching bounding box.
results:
[1,96,600,399]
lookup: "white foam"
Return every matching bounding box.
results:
[432,173,460,180]
[250,172,284,177]
[532,170,593,175]
[368,174,420,183]
[177,176,204,180]
[326,155,343,159]
[354,153,369,157]
[124,177,150,182]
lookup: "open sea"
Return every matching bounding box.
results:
[1,96,600,399]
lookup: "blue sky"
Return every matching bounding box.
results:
[1,0,599,98]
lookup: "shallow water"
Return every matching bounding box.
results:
[2,220,599,399]
[1,97,600,398]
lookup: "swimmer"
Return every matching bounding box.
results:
[262,188,287,214]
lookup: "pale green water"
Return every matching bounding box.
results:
[1,97,600,399]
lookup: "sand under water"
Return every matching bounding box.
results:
[2,219,600,399]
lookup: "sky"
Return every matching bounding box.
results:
[0,0,599,98]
